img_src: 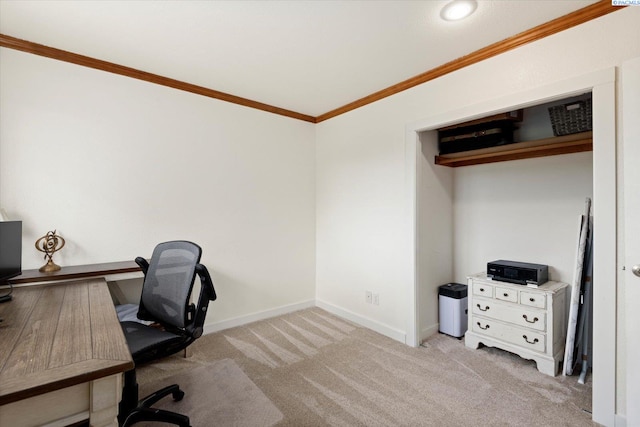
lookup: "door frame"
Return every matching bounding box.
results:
[404,67,617,425]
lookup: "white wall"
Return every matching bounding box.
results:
[416,131,453,339]
[315,12,638,424]
[316,11,639,422]
[452,151,593,284]
[1,5,638,421]
[315,3,638,343]
[0,48,317,327]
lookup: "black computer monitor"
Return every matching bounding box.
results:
[0,220,22,284]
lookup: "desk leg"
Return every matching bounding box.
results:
[89,374,123,427]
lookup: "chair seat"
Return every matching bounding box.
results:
[121,321,184,359]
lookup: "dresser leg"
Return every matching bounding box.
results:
[464,332,482,349]
[536,358,558,376]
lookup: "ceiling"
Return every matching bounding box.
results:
[0,0,600,118]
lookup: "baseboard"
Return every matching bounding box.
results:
[421,323,440,343]
[203,298,407,345]
[315,299,406,343]
[615,413,626,427]
[203,299,316,335]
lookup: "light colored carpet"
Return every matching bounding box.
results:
[137,359,283,427]
[135,307,593,426]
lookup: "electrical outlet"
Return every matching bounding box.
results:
[373,293,379,306]
[366,291,372,304]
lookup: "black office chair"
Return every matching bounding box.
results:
[118,241,217,427]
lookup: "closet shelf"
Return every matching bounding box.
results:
[434,131,592,167]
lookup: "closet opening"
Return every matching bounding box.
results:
[407,68,616,425]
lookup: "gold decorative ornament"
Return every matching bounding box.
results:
[35,230,66,272]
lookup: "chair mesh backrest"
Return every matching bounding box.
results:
[140,241,202,329]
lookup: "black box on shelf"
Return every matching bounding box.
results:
[438,120,516,155]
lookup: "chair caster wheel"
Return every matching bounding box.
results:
[173,390,185,401]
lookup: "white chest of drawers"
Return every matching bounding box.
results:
[464,273,569,376]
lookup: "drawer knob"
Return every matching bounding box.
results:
[503,293,509,297]
[523,335,539,345]
[477,322,490,330]
[477,304,490,312]
[522,314,539,324]
[480,288,485,292]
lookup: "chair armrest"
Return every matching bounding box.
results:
[195,264,216,301]
[135,257,150,275]
[186,264,217,339]
[134,257,152,321]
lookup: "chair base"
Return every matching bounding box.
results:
[119,370,190,427]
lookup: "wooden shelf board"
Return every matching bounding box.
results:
[435,131,592,167]
[8,261,141,285]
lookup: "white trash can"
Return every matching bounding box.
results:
[438,283,468,338]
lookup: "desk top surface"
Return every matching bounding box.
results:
[0,278,134,405]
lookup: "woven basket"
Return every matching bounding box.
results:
[548,98,592,136]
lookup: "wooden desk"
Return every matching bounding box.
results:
[0,279,134,427]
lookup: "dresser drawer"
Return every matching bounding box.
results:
[473,281,494,298]
[472,299,546,331]
[472,318,546,353]
[520,291,546,309]
[495,286,518,303]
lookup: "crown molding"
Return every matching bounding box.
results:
[315,0,622,122]
[0,1,623,124]
[0,33,316,123]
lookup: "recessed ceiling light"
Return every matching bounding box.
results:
[440,0,477,21]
